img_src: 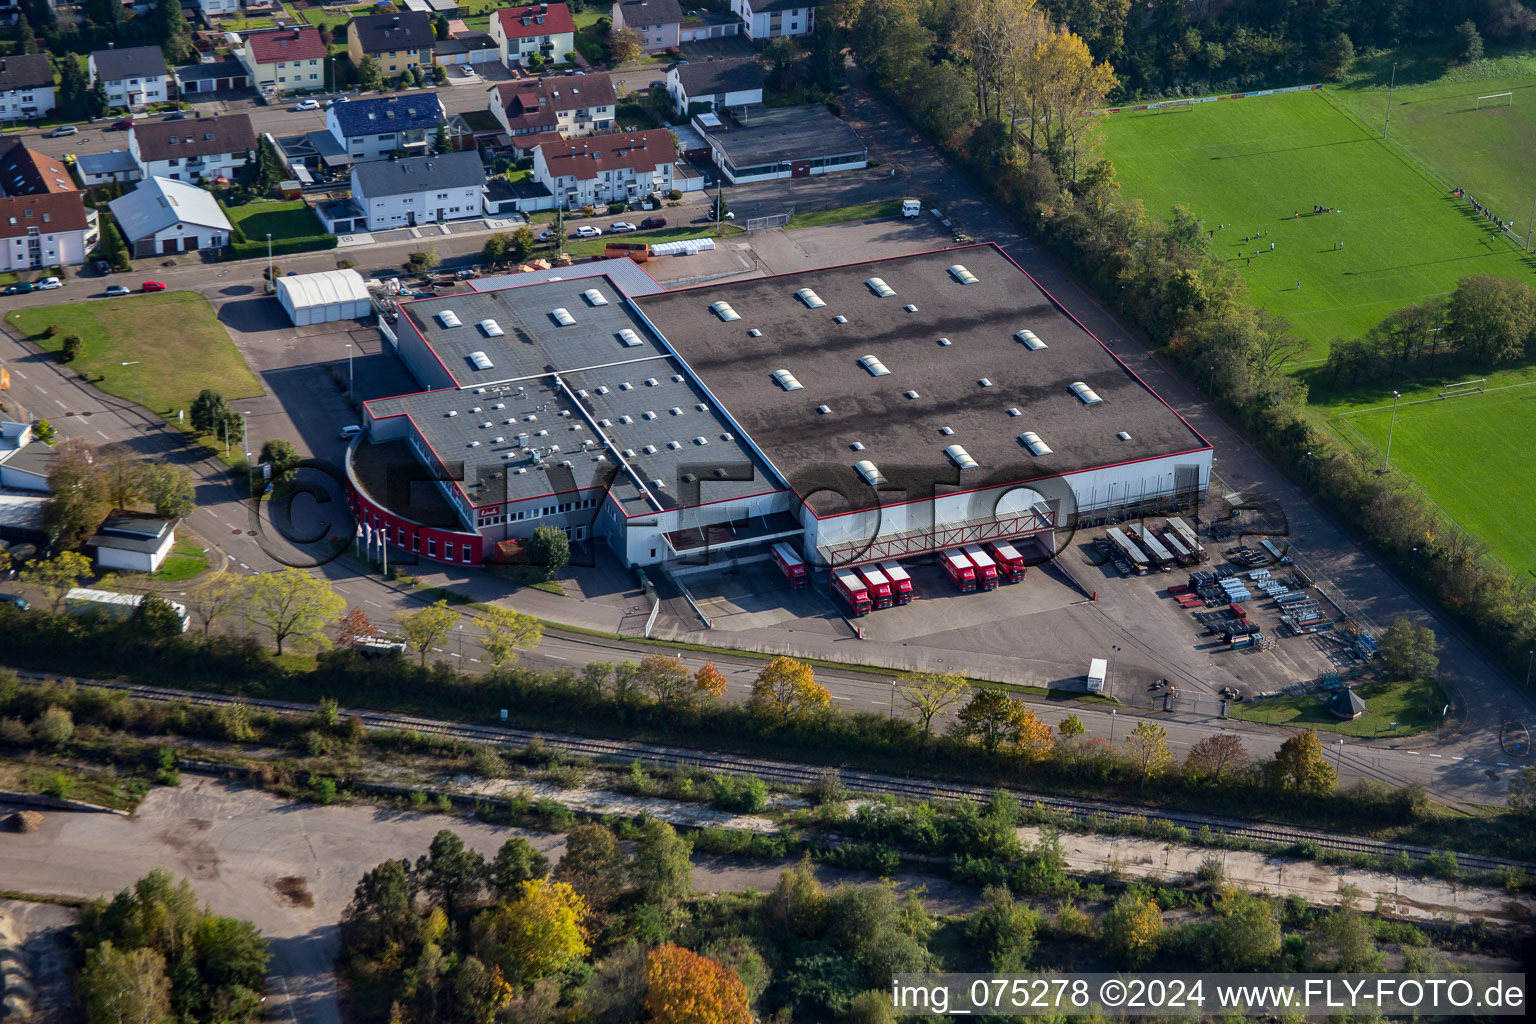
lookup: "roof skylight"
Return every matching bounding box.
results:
[948,264,979,285]
[866,277,895,298]
[1019,431,1053,456]
[944,444,979,470]
[795,288,825,308]
[710,301,741,322]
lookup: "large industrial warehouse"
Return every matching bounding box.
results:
[347,243,1213,574]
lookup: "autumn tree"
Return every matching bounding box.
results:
[482,231,509,264]
[1123,720,1173,784]
[608,26,643,63]
[899,670,968,736]
[1100,892,1161,967]
[336,608,376,648]
[474,878,589,986]
[400,599,458,665]
[1015,708,1055,761]
[966,885,1039,972]
[99,447,144,510]
[510,224,537,262]
[637,653,697,708]
[244,568,345,654]
[1379,616,1439,680]
[79,942,173,1024]
[1209,890,1283,971]
[1058,713,1086,737]
[186,574,244,636]
[1030,25,1118,181]
[136,464,196,518]
[749,656,830,726]
[45,438,110,548]
[1185,733,1249,785]
[1268,729,1337,796]
[553,824,626,909]
[479,604,542,670]
[628,818,693,908]
[643,944,752,1024]
[22,550,94,614]
[695,661,728,698]
[955,688,1026,752]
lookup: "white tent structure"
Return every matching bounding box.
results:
[275,269,372,325]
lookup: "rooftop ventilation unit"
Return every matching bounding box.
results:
[615,328,642,347]
[944,444,979,470]
[503,452,516,460]
[480,421,491,428]
[904,304,918,313]
[937,337,952,347]
[710,301,740,322]
[1019,431,1053,456]
[1069,381,1104,405]
[535,429,548,437]
[492,402,505,409]
[816,404,831,414]
[644,377,659,387]
[858,355,890,377]
[492,436,505,443]
[467,440,480,448]
[1117,431,1133,441]
[1015,329,1047,350]
[939,426,954,436]
[435,310,461,328]
[748,328,762,338]
[1007,407,1022,417]
[445,410,458,417]
[619,381,633,390]
[672,374,685,383]
[904,390,920,399]
[470,406,482,413]
[478,319,504,337]
[695,402,708,412]
[653,479,666,490]
[795,288,825,308]
[693,436,708,445]
[853,460,887,486]
[850,441,865,451]
[667,440,681,450]
[623,448,636,458]
[581,288,608,306]
[559,409,571,417]
[669,407,683,416]
[619,415,633,424]
[642,410,657,420]
[866,277,895,298]
[948,264,979,285]
[599,418,612,427]
[833,315,848,324]
[467,350,494,370]
[525,413,537,421]
[551,308,576,326]
[595,386,609,395]
[771,369,803,392]
[721,431,734,441]
[504,418,516,425]
[978,378,993,387]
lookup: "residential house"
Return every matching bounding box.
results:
[487,72,615,155]
[325,94,446,164]
[109,176,233,257]
[347,150,485,231]
[88,514,180,573]
[533,129,680,209]
[238,25,328,94]
[174,57,252,95]
[0,421,53,494]
[128,114,256,181]
[0,54,55,124]
[74,150,143,187]
[611,0,682,53]
[667,56,762,117]
[403,0,461,14]
[196,0,241,15]
[490,3,576,67]
[0,140,97,271]
[347,12,434,76]
[731,0,817,39]
[88,45,172,111]
[693,103,864,183]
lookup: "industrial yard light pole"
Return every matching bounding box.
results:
[1382,391,1401,471]
[1335,738,1344,766]
[1305,450,1313,483]
[888,680,896,720]
[1527,649,1534,692]
[1109,708,1117,743]
[1411,546,1419,573]
[345,342,354,397]
[120,361,141,411]
[266,233,273,291]
[1109,645,1120,697]
[241,410,251,461]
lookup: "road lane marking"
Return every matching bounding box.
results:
[831,695,851,701]
[96,429,110,439]
[1498,762,1511,767]
[469,658,480,663]
[54,399,66,408]
[10,370,24,380]
[1429,753,1441,757]
[365,599,383,608]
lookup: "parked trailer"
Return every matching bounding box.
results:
[1105,528,1150,574]
[1087,657,1108,693]
[831,569,872,616]
[1157,528,1194,564]
[879,560,915,604]
[1166,516,1206,559]
[855,565,894,609]
[962,545,1001,590]
[985,540,1028,583]
[940,549,977,592]
[771,542,808,589]
[1127,523,1175,568]
[65,587,189,633]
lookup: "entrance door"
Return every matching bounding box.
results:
[407,211,416,227]
[791,160,811,178]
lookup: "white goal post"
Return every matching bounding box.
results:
[1476,92,1513,109]
[1439,378,1487,398]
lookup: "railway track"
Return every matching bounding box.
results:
[14,670,1530,875]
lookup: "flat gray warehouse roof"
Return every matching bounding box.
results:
[700,104,865,166]
[636,244,1212,516]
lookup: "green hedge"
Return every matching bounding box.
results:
[230,235,338,259]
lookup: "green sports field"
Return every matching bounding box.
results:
[1338,385,1536,575]
[1099,89,1536,360]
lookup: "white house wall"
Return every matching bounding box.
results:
[0,85,56,122]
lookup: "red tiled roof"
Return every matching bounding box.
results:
[538,129,677,180]
[246,26,327,65]
[497,3,576,40]
[0,192,89,240]
[0,140,77,197]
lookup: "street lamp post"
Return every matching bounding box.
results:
[345,342,354,398]
[1110,645,1120,698]
[1526,649,1534,692]
[1383,390,1401,471]
[266,233,273,291]
[1411,546,1419,574]
[241,410,251,460]
[1305,450,1313,483]
[120,360,142,410]
[888,680,896,720]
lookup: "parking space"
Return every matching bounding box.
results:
[749,215,956,276]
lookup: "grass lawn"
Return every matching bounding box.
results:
[788,199,903,229]
[5,292,264,420]
[226,199,328,243]
[300,5,370,33]
[1098,88,1536,360]
[151,538,211,583]
[1333,385,1536,574]
[1229,678,1447,738]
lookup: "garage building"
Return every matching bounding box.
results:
[275,268,373,325]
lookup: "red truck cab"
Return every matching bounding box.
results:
[940,549,977,592]
[985,540,1027,583]
[855,565,894,609]
[771,542,808,589]
[879,560,914,604]
[831,568,872,616]
[962,545,1000,590]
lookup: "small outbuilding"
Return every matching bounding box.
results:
[87,514,179,573]
[275,268,373,325]
[1327,687,1367,721]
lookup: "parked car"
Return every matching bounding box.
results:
[609,221,637,233]
[141,281,167,292]
[46,125,78,137]
[161,112,187,121]
[104,284,132,297]
[325,96,350,108]
[536,230,556,242]
[0,594,31,611]
[292,99,321,111]
[37,276,62,290]
[2,282,34,295]
[575,225,602,238]
[640,216,667,229]
[339,425,363,439]
[109,119,135,131]
[93,259,112,275]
